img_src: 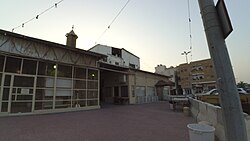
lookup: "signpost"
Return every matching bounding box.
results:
[216,0,233,39]
[197,0,248,140]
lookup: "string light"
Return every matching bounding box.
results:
[12,0,65,32]
[95,0,131,44]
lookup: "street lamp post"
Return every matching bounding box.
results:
[181,51,191,63]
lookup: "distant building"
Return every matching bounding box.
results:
[155,65,178,95]
[89,44,140,69]
[177,58,217,94]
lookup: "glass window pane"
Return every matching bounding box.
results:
[4,75,11,86]
[12,95,32,101]
[0,73,2,85]
[11,102,32,113]
[1,102,8,112]
[88,69,98,80]
[55,100,71,109]
[0,55,5,72]
[5,57,21,73]
[87,90,98,99]
[74,67,86,79]
[38,62,46,75]
[38,61,56,76]
[35,89,53,100]
[135,86,145,96]
[56,78,72,88]
[121,86,128,97]
[87,100,98,106]
[73,80,86,89]
[55,89,72,100]
[147,87,155,96]
[2,88,10,100]
[57,64,72,78]
[13,76,34,87]
[22,59,37,75]
[37,77,54,88]
[35,101,53,110]
[73,90,86,100]
[87,81,98,89]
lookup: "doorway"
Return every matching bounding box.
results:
[1,74,34,113]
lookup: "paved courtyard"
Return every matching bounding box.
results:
[0,101,194,141]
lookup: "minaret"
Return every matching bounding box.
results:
[66,26,78,48]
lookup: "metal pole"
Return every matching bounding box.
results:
[197,0,247,141]
[182,51,190,64]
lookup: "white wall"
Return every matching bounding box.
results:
[155,65,176,83]
[107,55,124,66]
[89,45,111,55]
[89,45,140,69]
[122,49,140,69]
[90,45,124,66]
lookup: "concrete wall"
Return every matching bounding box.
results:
[128,70,169,104]
[89,45,111,55]
[189,98,250,141]
[89,45,140,69]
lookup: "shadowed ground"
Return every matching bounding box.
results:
[0,101,194,141]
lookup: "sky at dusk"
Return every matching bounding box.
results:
[0,0,250,83]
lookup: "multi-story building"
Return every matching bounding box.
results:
[89,44,140,69]
[177,59,217,95]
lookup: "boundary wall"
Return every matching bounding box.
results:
[189,98,250,141]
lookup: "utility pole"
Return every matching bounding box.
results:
[197,0,247,141]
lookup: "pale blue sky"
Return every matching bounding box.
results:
[0,0,249,83]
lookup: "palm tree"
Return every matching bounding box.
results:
[237,81,247,88]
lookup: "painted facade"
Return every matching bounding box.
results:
[89,44,140,69]
[177,58,217,94]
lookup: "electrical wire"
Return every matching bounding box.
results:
[12,0,64,32]
[95,0,131,44]
[187,0,193,63]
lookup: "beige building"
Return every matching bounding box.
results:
[99,60,173,105]
[177,59,217,94]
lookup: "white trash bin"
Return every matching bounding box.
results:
[187,123,215,141]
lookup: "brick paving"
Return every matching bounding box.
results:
[0,101,195,141]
